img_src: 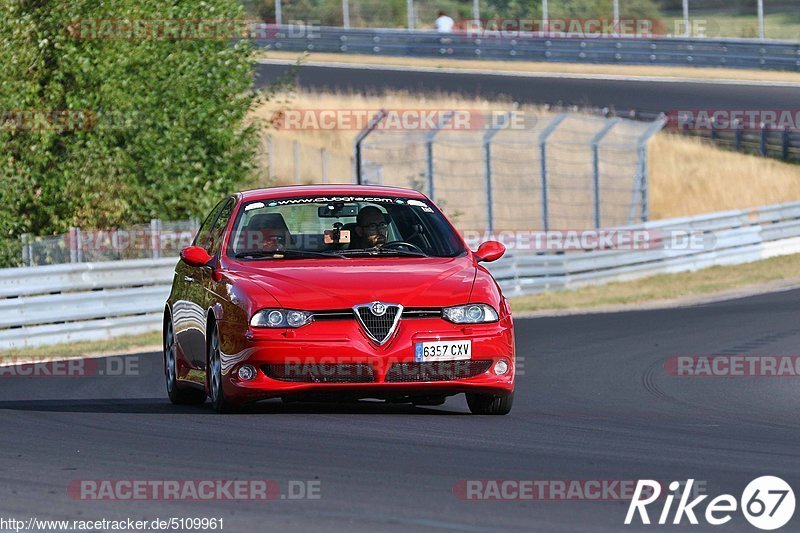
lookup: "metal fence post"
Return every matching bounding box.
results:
[734,120,743,151]
[782,128,790,161]
[483,112,511,234]
[69,227,79,263]
[321,147,329,184]
[353,110,387,184]
[682,0,690,37]
[293,140,300,183]
[342,0,350,29]
[150,219,161,259]
[424,111,454,201]
[21,233,30,267]
[591,118,621,229]
[538,113,568,231]
[541,0,549,36]
[760,123,768,156]
[407,0,414,30]
[630,115,668,223]
[266,134,274,180]
[275,0,282,27]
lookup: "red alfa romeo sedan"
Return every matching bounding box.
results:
[164,185,515,414]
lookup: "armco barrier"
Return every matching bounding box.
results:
[261,26,800,71]
[3,202,800,349]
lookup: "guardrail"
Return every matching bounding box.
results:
[262,26,800,71]
[0,259,175,349]
[491,202,800,296]
[3,201,800,349]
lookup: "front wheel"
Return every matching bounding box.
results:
[465,392,513,415]
[208,325,240,413]
[164,319,206,405]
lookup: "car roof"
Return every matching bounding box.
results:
[237,184,429,202]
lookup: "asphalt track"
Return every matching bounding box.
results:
[253,62,800,114]
[2,289,800,532]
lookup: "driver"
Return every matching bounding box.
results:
[351,206,389,248]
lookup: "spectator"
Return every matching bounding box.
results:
[435,10,454,33]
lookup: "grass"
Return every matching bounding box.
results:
[649,134,800,219]
[259,51,800,84]
[509,252,800,313]
[249,90,800,221]
[1,330,161,360]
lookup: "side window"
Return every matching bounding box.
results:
[193,200,225,249]
[206,199,235,256]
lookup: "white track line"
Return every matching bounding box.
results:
[258,58,800,88]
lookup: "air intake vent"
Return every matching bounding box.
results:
[263,363,374,383]
[385,360,492,382]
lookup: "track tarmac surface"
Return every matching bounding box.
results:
[254,62,800,114]
[2,289,800,530]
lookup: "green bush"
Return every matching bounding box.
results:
[0,0,259,267]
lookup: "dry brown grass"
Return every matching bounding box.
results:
[249,90,800,223]
[260,51,800,85]
[649,134,800,219]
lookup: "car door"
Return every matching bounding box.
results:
[184,198,236,383]
[173,199,226,380]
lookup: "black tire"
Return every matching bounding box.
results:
[208,325,240,413]
[164,318,206,405]
[465,392,513,415]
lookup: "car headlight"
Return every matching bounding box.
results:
[250,309,313,328]
[442,304,499,324]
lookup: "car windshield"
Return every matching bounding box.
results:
[227,196,466,259]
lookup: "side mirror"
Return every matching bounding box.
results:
[475,241,506,263]
[180,246,213,268]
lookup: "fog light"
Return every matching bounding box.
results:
[493,359,509,375]
[237,364,257,381]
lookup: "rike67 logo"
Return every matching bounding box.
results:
[626,477,795,530]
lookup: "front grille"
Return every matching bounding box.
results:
[385,360,492,383]
[355,305,401,344]
[263,363,375,383]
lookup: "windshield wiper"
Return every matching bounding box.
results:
[340,247,429,258]
[234,249,345,260]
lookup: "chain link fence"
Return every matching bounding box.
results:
[356,111,666,232]
[20,219,200,267]
[244,0,798,40]
[20,112,663,266]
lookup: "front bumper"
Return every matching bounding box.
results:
[217,315,515,403]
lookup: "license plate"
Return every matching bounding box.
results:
[414,340,472,362]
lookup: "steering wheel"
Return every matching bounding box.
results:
[382,241,426,254]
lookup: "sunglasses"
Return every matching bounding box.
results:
[360,222,389,232]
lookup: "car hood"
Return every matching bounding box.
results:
[231,256,477,309]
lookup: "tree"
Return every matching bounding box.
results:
[0,0,259,267]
